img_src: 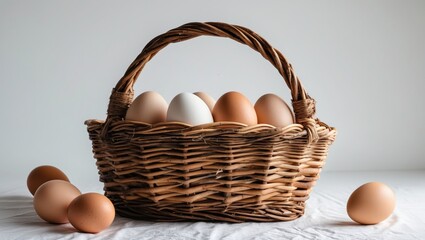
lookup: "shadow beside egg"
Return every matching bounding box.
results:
[40,223,76,234]
[324,220,364,227]
[324,214,399,228]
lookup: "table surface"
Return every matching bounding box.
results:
[1,170,424,240]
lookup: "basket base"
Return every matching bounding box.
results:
[113,201,305,223]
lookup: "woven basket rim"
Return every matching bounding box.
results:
[85,119,336,142]
[85,119,335,132]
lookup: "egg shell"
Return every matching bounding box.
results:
[212,91,257,126]
[194,92,216,111]
[33,180,81,224]
[166,92,213,125]
[68,193,115,233]
[27,165,69,195]
[125,91,168,124]
[347,182,396,225]
[254,93,294,128]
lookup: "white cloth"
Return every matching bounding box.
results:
[1,171,424,240]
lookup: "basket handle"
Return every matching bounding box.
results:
[103,22,318,142]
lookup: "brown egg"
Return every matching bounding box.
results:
[254,93,294,128]
[212,91,257,125]
[125,91,168,124]
[194,92,215,111]
[347,182,396,225]
[27,165,70,195]
[68,193,115,233]
[33,180,81,224]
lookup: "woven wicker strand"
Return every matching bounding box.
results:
[85,22,336,222]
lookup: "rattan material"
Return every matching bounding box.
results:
[85,22,336,222]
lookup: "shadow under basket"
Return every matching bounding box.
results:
[85,22,337,223]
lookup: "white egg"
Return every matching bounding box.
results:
[167,92,213,125]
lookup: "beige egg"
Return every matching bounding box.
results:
[125,91,168,124]
[194,92,215,111]
[212,91,257,126]
[68,193,115,233]
[33,180,81,224]
[27,165,70,195]
[347,182,396,225]
[254,93,294,128]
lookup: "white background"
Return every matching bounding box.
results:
[0,0,424,186]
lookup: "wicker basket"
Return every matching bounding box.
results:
[85,22,336,222]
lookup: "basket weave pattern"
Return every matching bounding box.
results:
[85,22,336,222]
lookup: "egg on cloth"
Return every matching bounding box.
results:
[27,165,69,195]
[33,180,81,224]
[347,182,396,225]
[212,91,257,126]
[166,92,213,125]
[254,93,294,128]
[67,193,115,233]
[125,91,168,124]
